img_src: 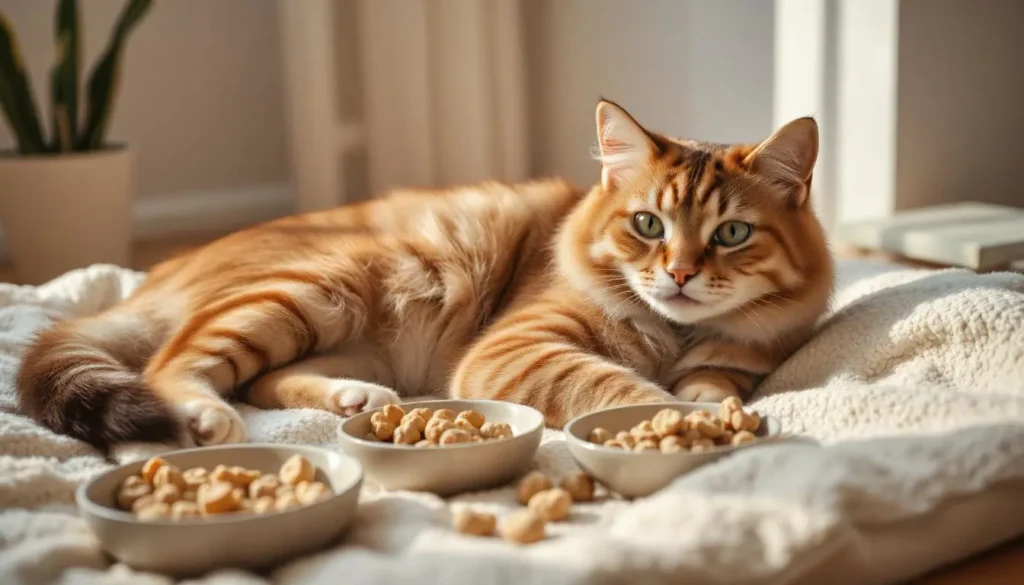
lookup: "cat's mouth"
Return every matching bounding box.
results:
[658,290,705,306]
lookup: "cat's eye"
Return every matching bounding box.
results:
[713,221,753,247]
[632,212,664,239]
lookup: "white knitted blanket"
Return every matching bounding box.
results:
[1,261,1023,585]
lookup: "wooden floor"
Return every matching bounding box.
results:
[0,236,1020,582]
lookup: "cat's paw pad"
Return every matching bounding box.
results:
[328,380,401,417]
[177,399,247,445]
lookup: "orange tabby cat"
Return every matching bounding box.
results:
[16,100,832,449]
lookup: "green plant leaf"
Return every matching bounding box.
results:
[50,0,79,152]
[78,0,152,150]
[0,11,47,154]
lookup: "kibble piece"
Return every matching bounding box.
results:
[690,416,725,439]
[515,470,553,504]
[659,435,686,453]
[131,494,157,513]
[452,508,496,537]
[197,481,241,515]
[152,484,181,505]
[275,484,295,498]
[371,419,396,441]
[401,413,428,433]
[528,488,572,521]
[500,510,546,544]
[432,409,456,422]
[633,439,659,453]
[719,396,743,427]
[652,408,684,437]
[231,467,261,487]
[280,454,316,485]
[454,417,481,435]
[117,483,152,511]
[629,420,659,442]
[732,430,756,445]
[121,475,145,490]
[414,439,434,448]
[588,427,612,444]
[252,496,276,514]
[602,439,625,449]
[275,492,301,512]
[153,465,187,490]
[141,457,167,484]
[394,421,422,445]
[210,465,238,485]
[480,421,513,440]
[136,502,171,521]
[439,428,472,445]
[731,410,761,433]
[614,431,636,449]
[456,410,485,429]
[170,501,200,520]
[295,481,332,506]
[381,404,405,426]
[408,407,433,422]
[682,427,704,442]
[690,438,716,452]
[248,474,281,499]
[559,472,594,502]
[182,467,208,488]
[425,418,455,443]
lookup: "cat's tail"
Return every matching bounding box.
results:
[15,303,179,450]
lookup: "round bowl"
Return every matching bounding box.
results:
[338,399,543,496]
[76,444,362,576]
[565,402,782,499]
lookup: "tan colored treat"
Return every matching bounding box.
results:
[439,428,472,445]
[652,408,684,437]
[121,475,145,490]
[131,494,156,513]
[659,435,686,453]
[456,410,485,429]
[718,396,744,428]
[279,454,316,486]
[682,427,704,442]
[170,501,200,520]
[232,487,245,504]
[369,411,388,427]
[690,417,725,439]
[500,510,546,544]
[152,484,181,505]
[629,420,659,442]
[633,439,659,453]
[394,421,422,445]
[371,419,396,441]
[136,502,171,521]
[401,413,428,433]
[558,472,594,502]
[153,465,187,490]
[275,492,300,512]
[614,431,636,449]
[432,409,456,422]
[690,438,716,452]
[470,435,485,443]
[197,481,240,515]
[515,470,553,504]
[252,496,276,514]
[248,474,281,499]
[141,457,167,484]
[528,488,572,521]
[481,421,513,440]
[275,484,294,498]
[414,439,434,448]
[408,407,433,422]
[380,404,405,426]
[587,427,612,444]
[719,431,735,445]
[602,439,626,449]
[182,490,197,502]
[425,418,455,443]
[117,483,152,511]
[454,417,482,435]
[452,508,496,537]
[730,409,761,433]
[209,465,237,485]
[295,481,332,506]
[182,467,208,488]
[732,430,757,445]
[230,467,261,487]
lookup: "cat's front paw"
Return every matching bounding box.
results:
[328,379,401,417]
[673,371,742,403]
[176,399,247,446]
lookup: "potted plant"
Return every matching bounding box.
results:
[0,0,152,283]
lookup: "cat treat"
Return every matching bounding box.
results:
[590,398,763,453]
[116,455,333,521]
[364,405,515,447]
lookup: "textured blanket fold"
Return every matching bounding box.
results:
[0,260,1022,585]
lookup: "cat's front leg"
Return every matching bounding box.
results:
[672,369,748,403]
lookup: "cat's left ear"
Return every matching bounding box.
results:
[744,117,818,206]
[594,100,658,191]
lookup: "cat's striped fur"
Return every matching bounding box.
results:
[16,100,832,449]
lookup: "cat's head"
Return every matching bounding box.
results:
[557,100,833,339]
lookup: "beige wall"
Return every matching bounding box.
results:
[523,0,775,187]
[896,0,1024,210]
[0,0,288,199]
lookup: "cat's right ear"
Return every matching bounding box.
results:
[594,100,657,191]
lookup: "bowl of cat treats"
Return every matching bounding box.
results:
[76,444,362,576]
[564,397,782,498]
[338,399,544,496]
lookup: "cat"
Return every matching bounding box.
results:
[15,100,833,450]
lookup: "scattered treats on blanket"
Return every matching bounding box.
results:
[452,508,497,537]
[527,488,572,521]
[516,471,553,504]
[367,405,516,447]
[500,510,546,544]
[558,472,595,502]
[590,400,763,453]
[115,455,333,521]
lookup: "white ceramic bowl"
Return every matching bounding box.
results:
[338,399,543,496]
[77,444,362,576]
[564,402,782,498]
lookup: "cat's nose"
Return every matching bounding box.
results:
[666,265,697,286]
